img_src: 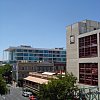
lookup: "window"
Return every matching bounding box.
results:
[38,50,43,53]
[16,49,23,52]
[28,50,32,52]
[23,49,27,52]
[44,50,48,53]
[49,51,52,53]
[70,35,75,44]
[79,63,98,86]
[29,53,33,56]
[48,54,52,57]
[23,53,28,56]
[23,57,28,60]
[61,51,66,54]
[16,53,23,56]
[16,57,23,60]
[22,67,24,70]
[79,34,97,58]
[29,57,34,60]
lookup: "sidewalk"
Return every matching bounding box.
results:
[0,95,6,100]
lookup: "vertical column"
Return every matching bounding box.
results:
[97,33,100,87]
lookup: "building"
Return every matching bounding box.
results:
[12,61,55,81]
[23,72,57,93]
[66,20,100,87]
[5,45,66,71]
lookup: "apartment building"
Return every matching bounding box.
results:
[66,20,100,87]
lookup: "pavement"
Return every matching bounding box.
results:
[0,84,29,100]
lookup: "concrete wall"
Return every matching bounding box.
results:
[66,23,79,77]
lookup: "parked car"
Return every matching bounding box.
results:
[22,91,33,97]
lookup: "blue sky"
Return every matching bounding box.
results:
[0,0,100,60]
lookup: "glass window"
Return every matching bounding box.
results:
[29,53,34,56]
[60,51,66,54]
[43,58,48,61]
[29,57,34,60]
[23,57,28,60]
[61,55,66,57]
[16,49,23,52]
[38,50,43,53]
[62,58,66,62]
[16,53,23,56]
[44,50,48,53]
[34,57,39,60]
[28,50,32,52]
[23,49,27,52]
[48,54,52,57]
[35,50,39,53]
[56,58,61,61]
[44,54,48,57]
[49,51,52,53]
[16,57,23,60]
[23,53,28,56]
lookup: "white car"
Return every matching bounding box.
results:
[22,91,32,97]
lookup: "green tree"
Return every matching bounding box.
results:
[0,64,12,75]
[38,73,78,100]
[0,64,12,83]
[0,64,12,95]
[0,76,8,95]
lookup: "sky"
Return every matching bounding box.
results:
[0,0,100,60]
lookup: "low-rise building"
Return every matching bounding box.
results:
[12,61,55,82]
[23,72,57,93]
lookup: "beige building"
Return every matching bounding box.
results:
[66,20,100,87]
[23,72,57,93]
[12,61,55,81]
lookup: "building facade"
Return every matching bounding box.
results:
[5,45,66,71]
[5,45,66,64]
[12,61,55,80]
[66,20,100,87]
[23,72,57,93]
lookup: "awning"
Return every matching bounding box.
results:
[24,76,48,84]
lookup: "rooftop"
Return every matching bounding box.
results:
[5,45,65,51]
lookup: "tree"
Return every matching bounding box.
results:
[0,76,8,95]
[0,64,12,84]
[0,64,12,95]
[38,73,78,100]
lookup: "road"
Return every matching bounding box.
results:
[0,86,29,100]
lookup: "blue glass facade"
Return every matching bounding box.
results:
[6,45,66,63]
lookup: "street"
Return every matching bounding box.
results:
[0,86,29,100]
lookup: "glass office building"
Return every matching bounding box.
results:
[5,45,66,64]
[5,45,66,70]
